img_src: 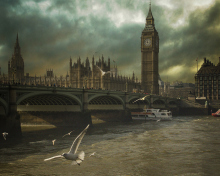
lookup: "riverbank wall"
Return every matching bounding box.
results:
[19,109,131,126]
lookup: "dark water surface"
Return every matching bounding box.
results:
[0,116,220,176]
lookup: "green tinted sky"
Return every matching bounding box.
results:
[0,0,219,83]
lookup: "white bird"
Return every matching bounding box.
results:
[52,139,56,145]
[2,132,8,140]
[95,65,111,76]
[44,124,90,166]
[62,130,74,138]
[26,103,29,107]
[89,152,96,157]
[156,119,161,122]
[132,95,148,103]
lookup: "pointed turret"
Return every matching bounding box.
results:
[15,33,20,47]
[147,2,154,19]
[14,33,21,55]
[146,2,155,26]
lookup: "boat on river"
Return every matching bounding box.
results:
[212,109,220,117]
[131,108,172,121]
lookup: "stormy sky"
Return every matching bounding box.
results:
[0,0,219,83]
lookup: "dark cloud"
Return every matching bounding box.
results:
[157,1,220,82]
[0,0,219,83]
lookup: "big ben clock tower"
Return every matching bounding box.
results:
[141,3,159,94]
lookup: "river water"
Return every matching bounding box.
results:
[0,115,220,176]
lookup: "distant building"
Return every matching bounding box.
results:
[159,79,195,99]
[195,57,220,100]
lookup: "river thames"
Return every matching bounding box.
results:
[0,115,220,176]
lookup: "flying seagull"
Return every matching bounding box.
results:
[132,95,148,103]
[156,119,161,122]
[95,65,111,76]
[52,139,56,145]
[44,124,90,166]
[2,132,8,140]
[62,130,74,138]
[89,152,96,157]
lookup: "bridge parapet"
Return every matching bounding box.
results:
[0,85,179,115]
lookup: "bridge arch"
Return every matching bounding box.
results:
[88,94,124,105]
[153,99,165,105]
[88,95,124,110]
[17,92,82,107]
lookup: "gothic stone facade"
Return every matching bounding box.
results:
[69,56,140,91]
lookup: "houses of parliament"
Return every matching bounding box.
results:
[0,5,160,94]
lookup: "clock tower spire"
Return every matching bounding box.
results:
[141,3,159,94]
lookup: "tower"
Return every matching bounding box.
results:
[141,3,159,94]
[8,34,24,83]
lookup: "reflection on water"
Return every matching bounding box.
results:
[1,116,220,176]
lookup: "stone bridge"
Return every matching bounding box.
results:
[0,84,178,116]
[0,84,178,138]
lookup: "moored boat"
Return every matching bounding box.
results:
[212,109,220,117]
[131,108,172,121]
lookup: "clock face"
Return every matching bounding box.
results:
[144,38,151,47]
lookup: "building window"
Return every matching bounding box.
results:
[200,77,203,81]
[204,77,207,80]
[209,76,212,80]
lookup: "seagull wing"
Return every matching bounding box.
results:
[62,134,67,138]
[2,133,8,140]
[44,155,63,161]
[140,95,148,100]
[68,124,90,154]
[144,95,148,99]
[96,66,105,75]
[89,152,96,157]
[133,98,141,103]
[69,130,74,135]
